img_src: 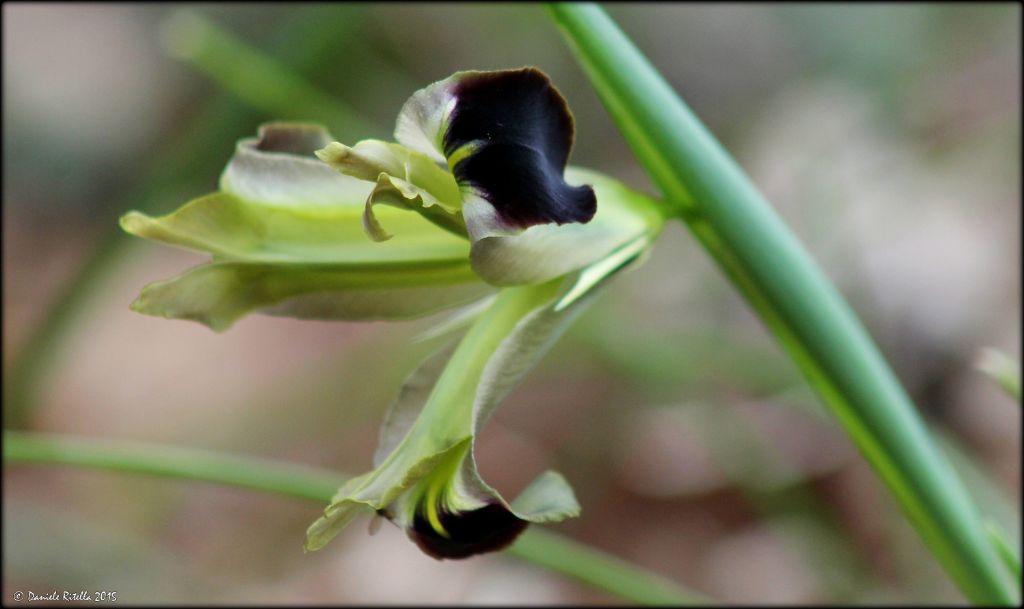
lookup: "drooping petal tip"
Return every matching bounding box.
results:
[409,502,528,560]
[446,68,596,229]
[396,67,597,239]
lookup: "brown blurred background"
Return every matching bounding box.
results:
[3,3,1020,604]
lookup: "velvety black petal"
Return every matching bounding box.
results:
[444,68,596,230]
[409,502,528,560]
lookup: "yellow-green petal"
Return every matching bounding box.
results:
[130,260,492,332]
[120,192,469,264]
[306,237,651,558]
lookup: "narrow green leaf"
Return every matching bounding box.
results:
[547,3,1013,604]
[3,431,342,503]
[506,528,711,606]
[985,521,1022,588]
[1,431,710,604]
[976,348,1021,402]
[158,9,375,133]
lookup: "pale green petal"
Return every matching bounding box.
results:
[316,140,466,242]
[469,166,664,286]
[307,237,650,556]
[307,282,562,550]
[359,172,467,242]
[411,296,497,344]
[393,73,459,164]
[305,442,467,552]
[372,341,460,467]
[120,192,470,264]
[130,260,491,332]
[121,123,486,332]
[219,123,372,210]
[316,139,461,208]
[508,471,581,523]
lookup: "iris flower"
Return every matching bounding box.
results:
[121,67,665,559]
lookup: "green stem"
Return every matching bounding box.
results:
[158,9,377,134]
[3,431,340,503]
[975,348,1021,402]
[507,528,708,605]
[3,431,707,605]
[546,3,1013,604]
[985,522,1022,588]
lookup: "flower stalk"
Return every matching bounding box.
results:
[545,3,1015,603]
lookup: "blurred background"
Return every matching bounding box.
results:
[3,2,1020,604]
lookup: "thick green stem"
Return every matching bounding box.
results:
[3,431,706,605]
[546,3,1014,604]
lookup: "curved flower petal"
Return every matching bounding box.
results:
[315,140,466,241]
[306,237,651,559]
[120,123,492,331]
[469,166,664,286]
[121,192,469,264]
[395,68,596,240]
[219,122,372,210]
[315,139,461,209]
[129,260,491,332]
[122,122,472,264]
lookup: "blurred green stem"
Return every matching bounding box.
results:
[547,3,1013,604]
[158,10,376,132]
[513,527,704,605]
[3,431,707,605]
[2,7,373,429]
[985,522,1022,588]
[976,348,1021,402]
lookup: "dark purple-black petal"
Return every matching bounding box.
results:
[409,503,528,560]
[443,68,596,230]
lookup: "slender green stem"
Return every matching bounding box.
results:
[546,3,1014,604]
[975,348,1021,402]
[3,431,341,503]
[158,9,377,135]
[985,522,1022,588]
[3,432,707,605]
[506,528,709,605]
